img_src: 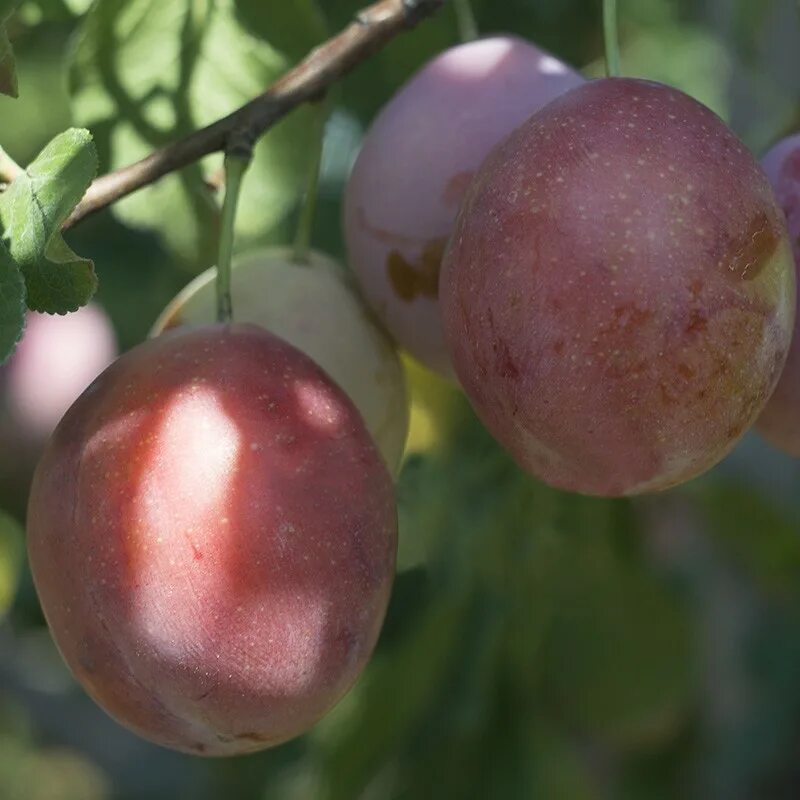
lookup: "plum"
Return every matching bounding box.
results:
[26,324,397,755]
[151,248,409,474]
[440,78,796,496]
[344,36,584,378]
[0,304,117,516]
[756,134,800,456]
[3,304,117,440]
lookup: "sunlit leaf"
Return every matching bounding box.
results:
[0,128,98,313]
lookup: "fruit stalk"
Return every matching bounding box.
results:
[453,0,479,43]
[216,153,250,323]
[603,0,621,77]
[292,102,327,265]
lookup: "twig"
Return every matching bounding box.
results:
[63,0,445,229]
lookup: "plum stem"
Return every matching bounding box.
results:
[454,0,478,42]
[216,153,250,324]
[603,0,621,77]
[292,101,328,265]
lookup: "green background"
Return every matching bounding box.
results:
[1,0,800,798]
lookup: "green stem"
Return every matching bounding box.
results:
[0,145,22,185]
[453,0,478,43]
[216,153,250,323]
[603,0,621,77]
[292,102,328,264]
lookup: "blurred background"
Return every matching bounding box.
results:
[1,0,800,797]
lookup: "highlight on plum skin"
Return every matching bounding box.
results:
[344,35,585,378]
[150,247,409,475]
[440,77,797,497]
[756,134,800,456]
[26,324,398,756]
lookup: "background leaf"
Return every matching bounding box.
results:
[0,509,23,617]
[0,23,18,97]
[69,0,327,269]
[0,2,22,99]
[0,240,24,363]
[0,128,98,313]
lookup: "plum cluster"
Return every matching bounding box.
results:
[347,41,797,495]
[19,33,800,757]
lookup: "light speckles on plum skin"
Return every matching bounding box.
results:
[440,78,796,496]
[26,324,397,755]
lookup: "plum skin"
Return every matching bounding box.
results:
[441,77,796,496]
[756,134,800,455]
[150,247,409,475]
[26,324,397,755]
[344,35,584,378]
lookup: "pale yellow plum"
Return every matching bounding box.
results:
[151,247,409,474]
[441,78,796,496]
[27,325,397,755]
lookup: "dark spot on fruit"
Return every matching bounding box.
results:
[441,170,475,206]
[387,238,447,301]
[494,338,520,379]
[193,742,206,753]
[677,363,695,379]
[726,212,777,280]
[611,304,654,331]
[686,309,707,334]
[553,339,565,355]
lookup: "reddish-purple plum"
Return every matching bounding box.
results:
[344,36,584,377]
[27,325,397,755]
[756,134,800,455]
[441,78,796,496]
[150,247,409,474]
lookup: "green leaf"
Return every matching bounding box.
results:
[69,0,327,268]
[696,481,800,596]
[0,238,25,362]
[0,509,23,617]
[0,1,23,16]
[539,538,695,749]
[0,128,98,313]
[0,23,17,98]
[0,1,21,99]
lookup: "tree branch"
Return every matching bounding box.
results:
[64,0,445,229]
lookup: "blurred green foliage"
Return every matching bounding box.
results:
[0,0,799,798]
